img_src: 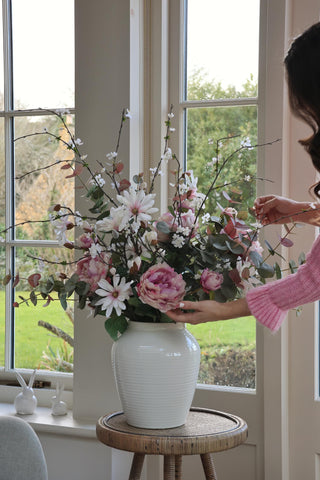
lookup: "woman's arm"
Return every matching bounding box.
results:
[167,297,251,325]
[254,195,320,226]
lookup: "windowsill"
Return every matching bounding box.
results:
[0,403,97,439]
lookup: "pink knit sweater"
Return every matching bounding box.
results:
[246,234,320,332]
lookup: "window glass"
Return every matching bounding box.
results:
[186,0,259,100]
[0,246,4,368]
[14,114,75,240]
[184,0,259,388]
[13,246,74,371]
[12,0,74,109]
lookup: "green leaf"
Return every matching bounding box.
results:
[249,251,263,268]
[156,221,171,234]
[298,251,306,265]
[289,259,297,274]
[209,234,229,251]
[78,295,87,309]
[225,240,244,255]
[75,281,90,296]
[265,239,275,255]
[105,315,128,341]
[258,262,274,278]
[274,262,282,279]
[59,293,68,310]
[30,290,37,306]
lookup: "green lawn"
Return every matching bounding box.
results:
[187,316,256,351]
[0,291,73,369]
[0,289,255,370]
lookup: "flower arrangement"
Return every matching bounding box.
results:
[1,107,297,340]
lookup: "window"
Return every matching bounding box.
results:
[1,0,74,377]
[182,0,260,388]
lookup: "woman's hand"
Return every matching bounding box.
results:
[167,298,251,325]
[254,195,319,225]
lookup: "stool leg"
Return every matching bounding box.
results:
[200,453,218,480]
[164,455,175,480]
[175,455,182,479]
[129,453,145,480]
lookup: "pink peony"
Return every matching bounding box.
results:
[200,268,223,293]
[137,263,186,312]
[76,254,109,292]
[77,233,94,250]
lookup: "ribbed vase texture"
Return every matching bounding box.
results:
[112,321,200,429]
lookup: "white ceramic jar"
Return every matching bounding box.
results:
[112,321,200,429]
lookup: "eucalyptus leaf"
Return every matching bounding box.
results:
[257,262,274,278]
[30,290,37,306]
[156,221,171,234]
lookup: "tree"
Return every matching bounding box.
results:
[186,70,258,219]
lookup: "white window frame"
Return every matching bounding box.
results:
[1,0,74,401]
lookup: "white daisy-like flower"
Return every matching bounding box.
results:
[116,187,158,229]
[95,276,132,317]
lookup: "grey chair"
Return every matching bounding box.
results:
[0,416,48,480]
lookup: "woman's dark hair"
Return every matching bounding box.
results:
[285,22,320,197]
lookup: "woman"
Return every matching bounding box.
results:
[167,22,320,332]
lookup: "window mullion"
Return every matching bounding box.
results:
[3,0,14,370]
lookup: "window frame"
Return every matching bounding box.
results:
[1,0,74,397]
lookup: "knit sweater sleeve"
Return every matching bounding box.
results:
[246,234,320,332]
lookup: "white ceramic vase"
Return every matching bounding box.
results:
[112,321,200,429]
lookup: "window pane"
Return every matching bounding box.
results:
[12,0,74,109]
[14,115,75,240]
[186,0,259,100]
[0,6,3,111]
[0,246,5,367]
[185,105,257,388]
[0,118,5,230]
[14,246,74,371]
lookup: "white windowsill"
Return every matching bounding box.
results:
[0,403,97,439]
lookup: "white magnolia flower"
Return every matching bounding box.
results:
[74,211,83,226]
[95,276,132,317]
[161,147,172,163]
[50,215,72,245]
[96,206,127,233]
[116,187,158,229]
[89,242,103,259]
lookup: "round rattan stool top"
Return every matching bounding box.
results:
[96,407,248,456]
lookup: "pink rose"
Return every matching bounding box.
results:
[76,254,109,292]
[137,263,186,312]
[200,269,223,293]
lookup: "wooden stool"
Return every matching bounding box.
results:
[96,407,248,480]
